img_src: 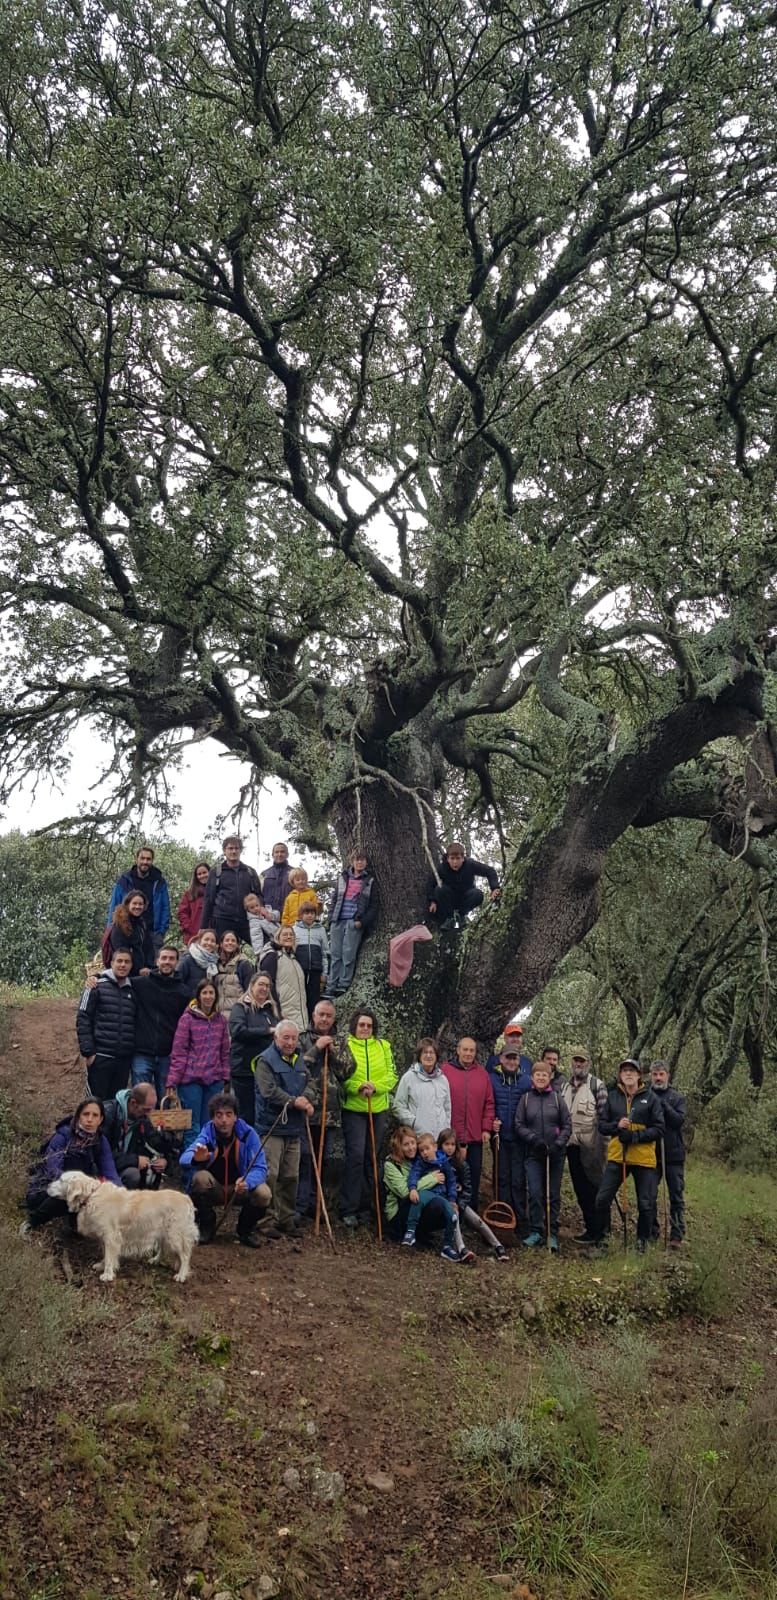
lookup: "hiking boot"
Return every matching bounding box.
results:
[440,1244,460,1262]
[18,1219,33,1238]
[549,1235,559,1253]
[458,1248,476,1264]
[237,1232,261,1249]
[341,1213,359,1229]
[196,1213,217,1245]
[493,1245,508,1263]
[669,1237,684,1249]
[574,1232,595,1244]
[401,1230,416,1247]
[635,1238,647,1254]
[257,1222,282,1241]
[523,1232,543,1248]
[281,1219,303,1237]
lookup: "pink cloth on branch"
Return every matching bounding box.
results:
[389,924,433,987]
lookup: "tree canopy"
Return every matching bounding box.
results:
[1,0,776,1040]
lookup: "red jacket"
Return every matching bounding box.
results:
[177,889,205,945]
[441,1059,495,1144]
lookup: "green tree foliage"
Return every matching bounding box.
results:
[1,0,776,1036]
[0,833,205,988]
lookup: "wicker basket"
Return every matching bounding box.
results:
[150,1095,192,1132]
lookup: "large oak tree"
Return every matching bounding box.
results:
[1,0,776,1044]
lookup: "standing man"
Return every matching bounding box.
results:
[326,846,378,998]
[649,1060,687,1248]
[440,1036,495,1212]
[540,1046,567,1093]
[259,842,295,925]
[255,1021,317,1236]
[561,1047,608,1243]
[130,945,188,1100]
[297,998,350,1218]
[488,1040,532,1234]
[106,845,170,953]
[427,842,500,926]
[76,949,136,1099]
[201,836,261,945]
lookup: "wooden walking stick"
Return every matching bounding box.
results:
[367,1099,383,1244]
[211,1103,289,1237]
[661,1137,669,1251]
[306,1119,336,1249]
[483,1133,517,1232]
[621,1154,629,1250]
[314,1047,329,1239]
[545,1150,552,1253]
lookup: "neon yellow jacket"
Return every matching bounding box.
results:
[341,1034,397,1114]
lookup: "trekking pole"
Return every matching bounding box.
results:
[621,1155,629,1250]
[545,1151,552,1254]
[306,1119,336,1250]
[314,1048,329,1240]
[367,1099,383,1244]
[211,1103,288,1237]
[661,1138,669,1251]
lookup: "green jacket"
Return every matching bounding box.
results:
[341,1034,397,1115]
[383,1158,439,1221]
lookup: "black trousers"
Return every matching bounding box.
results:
[526,1152,565,1235]
[231,1075,256,1127]
[340,1108,389,1218]
[387,1196,448,1245]
[594,1162,656,1242]
[87,1053,132,1100]
[27,1193,70,1227]
[496,1138,527,1228]
[431,885,483,921]
[651,1159,686,1241]
[567,1145,605,1235]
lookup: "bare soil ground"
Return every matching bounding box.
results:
[1,1000,776,1600]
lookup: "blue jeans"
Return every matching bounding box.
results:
[407,1188,456,1247]
[132,1053,171,1099]
[177,1081,224,1148]
[297,1127,335,1216]
[327,921,363,994]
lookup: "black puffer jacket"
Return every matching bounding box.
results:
[131,972,188,1056]
[651,1085,686,1163]
[515,1087,572,1154]
[76,973,136,1058]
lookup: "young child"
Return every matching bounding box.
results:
[438,1128,508,1263]
[281,867,323,927]
[293,902,330,1019]
[404,1131,460,1261]
[243,891,278,954]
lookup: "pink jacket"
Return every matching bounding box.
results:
[168,1003,230,1087]
[441,1059,495,1144]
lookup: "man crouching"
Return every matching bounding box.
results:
[180,1092,271,1248]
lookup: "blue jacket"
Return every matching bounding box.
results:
[407,1151,457,1204]
[26,1118,121,1199]
[179,1117,268,1190]
[485,1050,533,1076]
[108,868,171,939]
[487,1064,533,1142]
[254,1042,315,1139]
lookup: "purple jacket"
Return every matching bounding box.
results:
[168,1003,230,1087]
[27,1118,121,1199]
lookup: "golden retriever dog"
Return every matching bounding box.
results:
[48,1172,198,1283]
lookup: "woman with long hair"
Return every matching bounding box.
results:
[107,891,155,975]
[168,978,230,1146]
[177,861,211,945]
[215,930,256,1016]
[228,972,280,1125]
[23,1097,121,1230]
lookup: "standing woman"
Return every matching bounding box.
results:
[259,926,309,1031]
[167,978,230,1147]
[215,930,255,1017]
[340,1008,397,1227]
[177,927,219,998]
[228,973,280,1126]
[177,862,211,946]
[107,892,155,975]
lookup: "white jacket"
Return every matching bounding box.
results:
[393,1063,452,1139]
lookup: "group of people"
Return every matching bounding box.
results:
[23,833,688,1261]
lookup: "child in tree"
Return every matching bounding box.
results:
[437,1129,508,1263]
[243,891,278,954]
[281,868,322,927]
[404,1131,460,1260]
[293,902,330,1019]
